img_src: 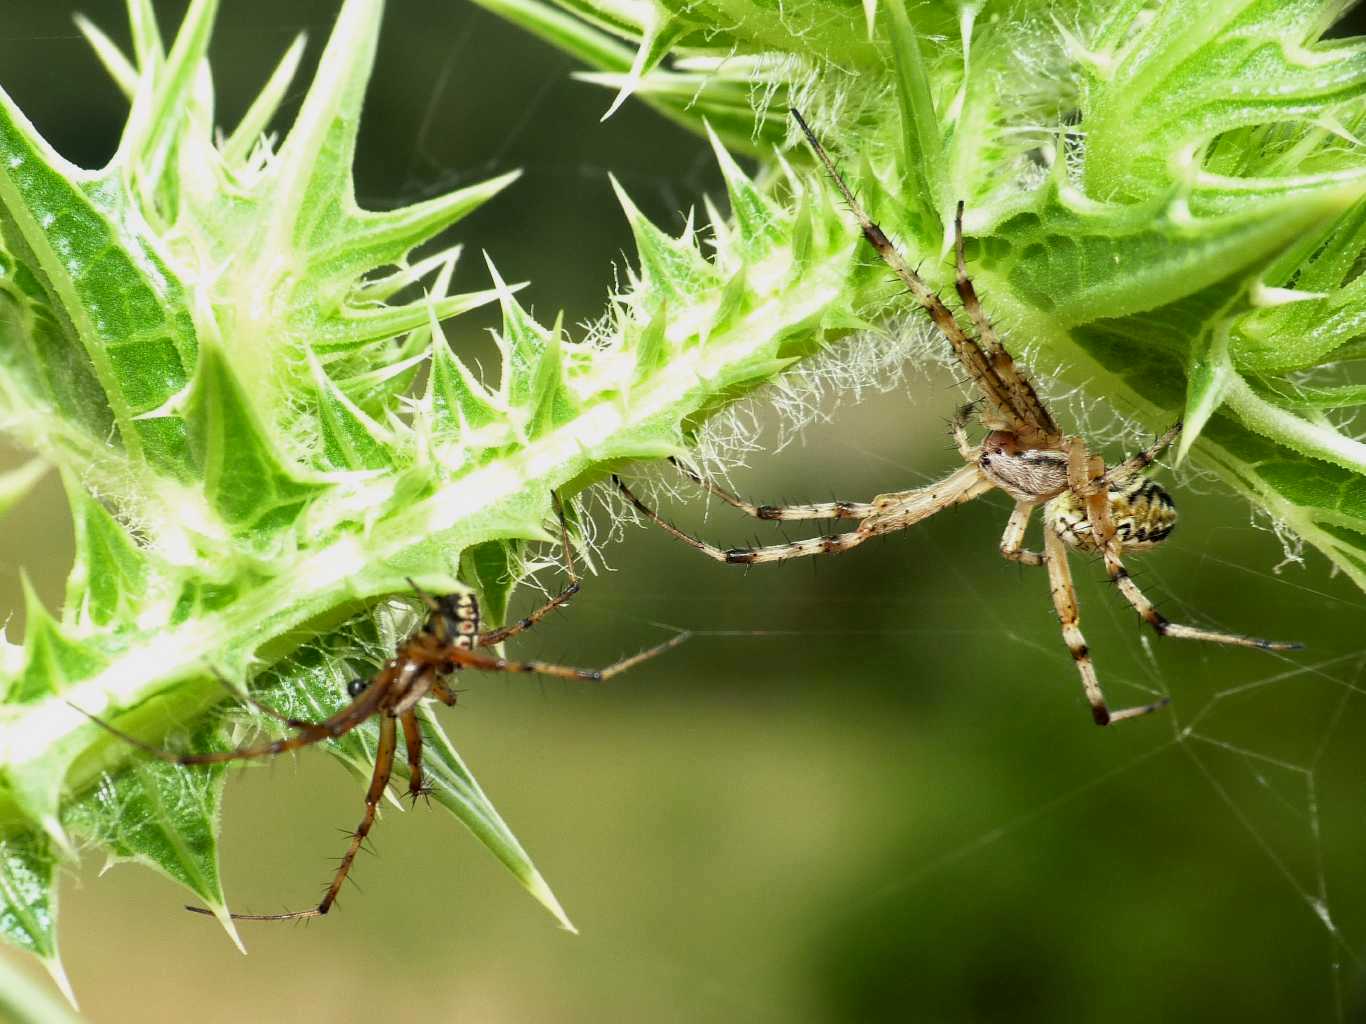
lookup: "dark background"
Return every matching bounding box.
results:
[4,3,1366,1021]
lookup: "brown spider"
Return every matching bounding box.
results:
[613,108,1299,727]
[79,496,687,920]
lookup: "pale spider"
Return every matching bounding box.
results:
[79,496,687,920]
[614,108,1299,726]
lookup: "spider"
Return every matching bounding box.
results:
[78,495,687,920]
[613,108,1299,727]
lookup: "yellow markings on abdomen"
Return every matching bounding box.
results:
[1045,478,1177,553]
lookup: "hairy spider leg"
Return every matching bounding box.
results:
[73,667,394,768]
[999,502,1045,566]
[951,200,1058,440]
[1042,528,1171,725]
[1103,424,1183,485]
[668,457,877,521]
[951,403,981,461]
[197,714,402,922]
[477,490,583,646]
[445,630,690,680]
[1097,537,1302,652]
[615,466,989,566]
[789,107,1047,442]
[400,707,428,801]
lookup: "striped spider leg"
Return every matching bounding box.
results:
[614,109,1299,727]
[76,494,688,921]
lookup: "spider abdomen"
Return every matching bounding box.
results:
[1045,478,1177,552]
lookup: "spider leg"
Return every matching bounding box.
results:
[1042,529,1170,726]
[790,108,1053,443]
[951,403,980,462]
[208,667,316,730]
[618,465,990,565]
[617,473,876,563]
[669,457,875,521]
[1104,423,1182,484]
[191,713,402,922]
[952,201,1058,439]
[999,501,1044,566]
[73,667,393,767]
[449,628,690,681]
[1067,439,1117,550]
[430,678,460,706]
[477,490,582,646]
[1100,542,1302,651]
[400,709,429,801]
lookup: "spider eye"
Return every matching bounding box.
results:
[346,677,369,698]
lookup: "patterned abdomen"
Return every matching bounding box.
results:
[1045,477,1177,552]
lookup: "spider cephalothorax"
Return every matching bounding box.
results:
[973,423,1179,553]
[613,109,1298,727]
[976,428,1070,502]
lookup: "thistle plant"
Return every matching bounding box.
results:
[0,0,1364,1007]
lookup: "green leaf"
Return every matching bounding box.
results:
[62,472,155,629]
[8,0,1366,1004]
[416,702,576,930]
[62,722,239,949]
[181,343,323,535]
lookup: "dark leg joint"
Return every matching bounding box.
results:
[724,549,754,564]
[756,505,781,520]
[863,224,890,249]
[1091,706,1111,727]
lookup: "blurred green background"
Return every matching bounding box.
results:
[4,3,1366,1021]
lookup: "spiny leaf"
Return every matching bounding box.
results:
[427,317,504,436]
[11,577,103,705]
[528,313,580,438]
[320,170,522,287]
[630,304,671,387]
[181,343,322,534]
[62,473,154,629]
[309,352,397,472]
[705,123,785,259]
[609,174,718,307]
[886,0,943,237]
[415,702,576,931]
[221,33,307,169]
[599,12,691,121]
[0,831,58,961]
[62,722,240,950]
[487,256,551,411]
